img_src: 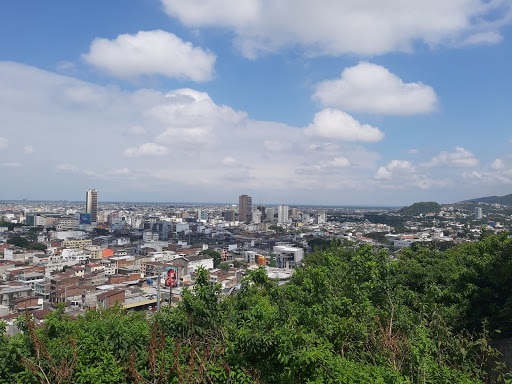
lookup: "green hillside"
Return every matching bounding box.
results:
[463,193,512,206]
[399,201,441,216]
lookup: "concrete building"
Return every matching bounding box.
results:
[197,208,207,222]
[239,195,252,224]
[223,210,235,222]
[85,189,98,223]
[143,231,159,242]
[265,207,276,222]
[241,250,260,263]
[55,216,79,230]
[96,289,125,310]
[251,209,262,224]
[143,220,171,240]
[475,207,483,219]
[173,255,214,275]
[0,285,32,307]
[317,211,327,224]
[393,239,414,248]
[278,205,289,224]
[62,239,92,249]
[272,245,304,269]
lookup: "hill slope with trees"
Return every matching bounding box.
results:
[462,194,512,206]
[399,201,441,216]
[1,234,512,383]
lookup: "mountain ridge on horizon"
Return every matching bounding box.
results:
[458,193,512,206]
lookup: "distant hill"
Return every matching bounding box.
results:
[461,193,512,206]
[399,201,441,216]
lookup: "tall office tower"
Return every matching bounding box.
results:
[251,209,262,224]
[239,194,252,223]
[197,208,207,221]
[264,207,276,222]
[223,210,235,222]
[257,205,266,220]
[278,204,289,223]
[85,189,98,223]
[475,207,483,219]
[317,211,327,224]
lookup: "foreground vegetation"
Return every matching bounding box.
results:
[1,233,512,383]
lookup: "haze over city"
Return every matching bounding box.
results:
[1,1,512,205]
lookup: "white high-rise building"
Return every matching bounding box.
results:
[251,209,262,224]
[317,211,327,224]
[475,207,483,219]
[85,189,98,223]
[278,205,289,223]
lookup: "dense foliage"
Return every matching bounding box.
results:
[307,237,332,250]
[363,214,409,233]
[0,220,23,231]
[7,235,47,251]
[1,234,512,383]
[399,202,441,216]
[199,249,222,268]
[364,232,392,245]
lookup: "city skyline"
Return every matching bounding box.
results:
[1,1,512,206]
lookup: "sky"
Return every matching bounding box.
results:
[1,0,512,206]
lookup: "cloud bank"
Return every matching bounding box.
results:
[162,0,511,57]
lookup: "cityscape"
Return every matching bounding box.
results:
[2,0,512,382]
[1,189,509,321]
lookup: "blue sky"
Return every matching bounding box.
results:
[1,0,511,206]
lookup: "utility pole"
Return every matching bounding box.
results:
[156,266,161,311]
[169,283,172,309]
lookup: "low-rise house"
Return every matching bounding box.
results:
[49,271,79,303]
[173,255,213,275]
[96,289,125,310]
[80,271,106,287]
[0,284,32,308]
[14,296,44,312]
[33,280,51,299]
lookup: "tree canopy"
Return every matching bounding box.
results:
[399,201,441,216]
[200,248,222,268]
[1,234,512,383]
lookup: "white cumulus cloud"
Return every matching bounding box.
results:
[124,142,169,157]
[304,109,384,142]
[161,0,512,57]
[151,88,247,147]
[296,156,351,175]
[490,158,504,170]
[82,30,216,82]
[374,160,414,180]
[423,147,479,168]
[462,31,503,46]
[313,62,438,115]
